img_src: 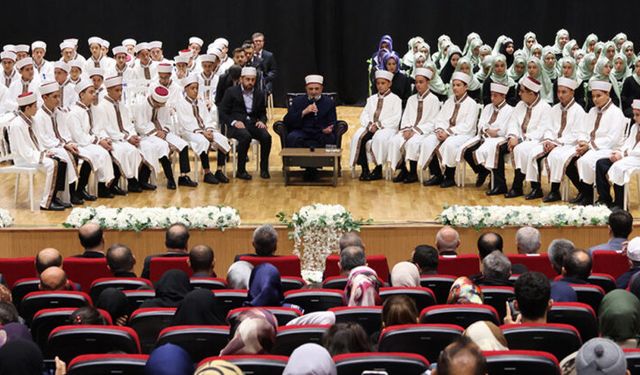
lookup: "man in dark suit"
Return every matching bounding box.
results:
[140,223,190,279]
[73,223,106,258]
[252,32,277,95]
[219,66,271,179]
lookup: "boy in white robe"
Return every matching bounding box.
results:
[52,61,77,110]
[7,58,42,110]
[1,51,18,88]
[31,41,53,81]
[197,54,220,113]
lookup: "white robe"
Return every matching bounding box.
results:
[349,91,402,166]
[7,77,42,111]
[388,90,440,167]
[608,124,640,185]
[174,93,230,155]
[472,101,514,169]
[34,60,54,81]
[2,69,19,88]
[84,56,115,73]
[198,72,219,110]
[544,100,588,183]
[132,98,188,152]
[131,60,157,84]
[33,107,78,184]
[58,81,78,110]
[0,84,11,114]
[506,96,551,174]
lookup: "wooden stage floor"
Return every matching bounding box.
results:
[2,106,640,228]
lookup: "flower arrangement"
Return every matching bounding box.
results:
[63,205,241,231]
[437,204,611,229]
[0,209,13,228]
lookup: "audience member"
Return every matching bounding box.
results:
[74,223,106,258]
[234,224,279,261]
[226,260,254,289]
[35,247,63,275]
[321,322,371,356]
[220,309,277,355]
[550,280,578,302]
[598,290,640,349]
[68,306,106,325]
[447,277,483,304]
[171,289,225,326]
[141,223,190,279]
[39,266,69,291]
[245,263,284,307]
[96,288,129,326]
[477,232,503,260]
[345,266,380,306]
[436,226,461,255]
[515,226,541,254]
[338,246,366,276]
[575,338,630,375]
[194,359,243,375]
[381,295,419,328]
[548,239,575,275]
[0,339,46,375]
[412,244,439,274]
[433,336,487,375]
[390,261,420,287]
[189,245,215,277]
[0,285,11,303]
[463,321,508,351]
[140,270,192,308]
[559,249,592,284]
[616,237,640,288]
[287,311,336,326]
[145,343,194,375]
[0,302,19,324]
[476,251,512,286]
[106,244,137,277]
[506,271,551,324]
[589,210,633,254]
[283,343,336,375]
[339,232,365,252]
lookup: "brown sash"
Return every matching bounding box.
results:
[372,89,390,124]
[44,106,66,144]
[557,99,575,138]
[448,93,468,129]
[19,112,39,149]
[185,95,205,129]
[77,101,95,135]
[589,100,612,150]
[21,80,29,94]
[105,96,128,136]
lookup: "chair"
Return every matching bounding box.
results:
[281,276,306,292]
[0,256,35,287]
[379,287,436,311]
[213,355,289,375]
[190,277,228,290]
[548,302,598,342]
[149,257,192,283]
[587,273,617,293]
[284,289,345,313]
[484,350,560,375]
[11,277,40,309]
[239,255,301,277]
[378,323,464,363]
[333,352,430,375]
[0,122,41,211]
[624,348,640,375]
[67,354,149,375]
[506,254,556,278]
[229,138,261,176]
[330,306,382,335]
[272,324,330,356]
[227,306,302,326]
[123,290,156,312]
[20,291,92,324]
[31,307,112,352]
[63,258,112,292]
[479,286,515,321]
[156,325,230,363]
[89,277,153,302]
[420,275,457,304]
[212,289,248,318]
[570,284,605,312]
[322,276,348,290]
[420,304,499,328]
[502,323,582,362]
[437,255,480,276]
[592,250,629,279]
[128,307,176,354]
[323,254,390,282]
[48,325,140,363]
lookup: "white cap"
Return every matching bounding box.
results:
[104,75,123,88]
[189,37,204,47]
[134,42,150,53]
[414,67,433,80]
[112,46,127,56]
[3,45,15,52]
[627,237,640,262]
[181,74,198,87]
[375,70,394,82]
[305,74,324,85]
[149,41,162,49]
[14,44,29,53]
[156,63,173,74]
[54,61,70,73]
[557,77,578,90]
[632,100,640,110]
[15,57,33,70]
[88,37,102,46]
[178,49,191,58]
[39,80,59,95]
[59,41,75,51]
[151,85,170,104]
[74,79,93,94]
[0,51,16,61]
[451,72,471,85]
[16,92,37,106]
[31,41,46,51]
[174,55,189,64]
[241,66,257,77]
[69,59,83,70]
[490,82,509,95]
[590,80,612,93]
[199,54,217,63]
[213,38,229,47]
[122,38,137,47]
[100,39,110,49]
[87,67,104,77]
[64,38,78,46]
[521,76,542,93]
[208,47,223,59]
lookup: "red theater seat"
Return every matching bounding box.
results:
[212,289,248,318]
[592,250,629,279]
[548,302,598,342]
[20,291,92,324]
[420,304,499,328]
[484,350,560,375]
[32,307,112,351]
[211,355,289,375]
[507,254,555,278]
[437,254,480,276]
[128,307,176,354]
[156,325,230,363]
[323,255,390,282]
[322,276,348,290]
[334,352,429,375]
[378,323,464,363]
[379,287,436,311]
[571,284,605,312]
[502,323,582,363]
[0,256,35,287]
[149,257,192,283]
[190,277,228,290]
[63,258,112,292]
[284,289,345,313]
[479,286,515,321]
[89,277,153,302]
[419,275,457,304]
[227,306,302,326]
[67,354,148,375]
[48,325,140,363]
[330,306,382,335]
[239,255,301,277]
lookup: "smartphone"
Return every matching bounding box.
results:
[507,297,520,321]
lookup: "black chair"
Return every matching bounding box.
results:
[89,277,153,302]
[378,323,464,363]
[548,302,598,341]
[419,275,456,304]
[284,289,345,313]
[321,276,348,290]
[212,289,248,318]
[571,284,605,312]
[31,307,111,353]
[484,350,560,375]
[128,307,176,354]
[281,276,306,292]
[330,306,382,336]
[334,352,429,375]
[379,287,436,312]
[272,324,330,356]
[123,290,155,313]
[502,323,582,363]
[216,355,289,375]
[67,354,148,375]
[625,348,640,375]
[190,277,228,290]
[20,291,91,324]
[48,325,140,363]
[420,304,499,328]
[587,273,617,293]
[479,286,515,321]
[156,325,229,363]
[10,278,40,309]
[227,306,302,327]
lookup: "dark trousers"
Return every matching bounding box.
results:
[199,150,226,171]
[178,147,191,174]
[226,123,272,173]
[479,143,510,190]
[566,157,593,198]
[463,142,487,175]
[357,131,374,167]
[595,157,624,206]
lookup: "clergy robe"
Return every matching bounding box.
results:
[7,76,42,110]
[282,94,338,148]
[33,105,78,185]
[174,93,230,156]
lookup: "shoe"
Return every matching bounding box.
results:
[525,188,544,200]
[475,171,490,187]
[70,195,84,205]
[127,179,143,193]
[141,182,157,191]
[236,171,252,180]
[392,170,407,183]
[368,166,383,181]
[54,197,72,209]
[41,202,65,211]
[595,199,612,207]
[167,179,176,190]
[110,185,127,196]
[178,176,198,187]
[79,189,97,201]
[203,172,219,184]
[98,184,115,198]
[404,173,419,184]
[215,170,230,183]
[505,188,523,198]
[359,171,371,181]
[543,191,562,203]
[260,170,271,179]
[569,193,584,204]
[439,179,456,188]
[423,176,443,186]
[486,186,507,196]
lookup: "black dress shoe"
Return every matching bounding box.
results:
[178,176,198,187]
[79,189,97,201]
[486,186,508,196]
[404,173,419,184]
[423,176,443,186]
[167,179,177,190]
[475,171,490,187]
[203,172,219,184]
[440,179,456,188]
[110,185,127,196]
[359,171,371,181]
[505,188,524,198]
[70,195,85,205]
[127,180,143,193]
[260,170,271,179]
[215,170,230,183]
[54,197,72,208]
[236,171,252,180]
[98,185,115,198]
[368,168,383,181]
[595,199,612,207]
[141,182,157,191]
[569,193,584,204]
[543,191,562,202]
[525,188,544,200]
[392,170,407,183]
[41,202,65,211]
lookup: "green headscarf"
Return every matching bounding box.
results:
[542,46,559,80]
[590,57,621,99]
[612,53,630,82]
[562,40,577,58]
[465,38,484,68]
[522,31,537,58]
[612,32,628,52]
[452,57,482,91]
[424,60,448,96]
[558,56,580,83]
[577,52,597,81]
[550,29,569,55]
[622,41,637,68]
[582,33,599,53]
[507,54,527,82]
[489,54,516,87]
[599,290,640,343]
[594,42,605,59]
[603,41,617,62]
[522,56,553,103]
[462,32,481,56]
[475,55,494,82]
[432,35,451,69]
[632,60,640,87]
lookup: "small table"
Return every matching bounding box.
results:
[280,148,341,186]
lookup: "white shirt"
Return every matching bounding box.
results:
[399,90,441,135]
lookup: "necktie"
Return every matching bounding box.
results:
[21,113,39,149]
[521,106,532,135]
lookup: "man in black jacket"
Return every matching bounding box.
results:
[219,66,271,179]
[252,32,277,95]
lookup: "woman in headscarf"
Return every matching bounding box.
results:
[588,57,621,108]
[447,276,483,304]
[390,261,420,287]
[411,52,427,80]
[582,33,599,54]
[439,45,462,84]
[424,61,449,102]
[145,343,193,375]
[621,59,640,118]
[97,288,130,326]
[613,32,628,52]
[220,309,278,355]
[68,306,107,325]
[478,45,493,63]
[507,53,527,83]
[594,41,605,60]
[599,290,640,349]
[283,343,337,375]
[542,46,560,102]
[603,41,617,62]
[432,34,452,70]
[245,263,284,307]
[194,360,243,375]
[383,51,412,108]
[522,56,554,104]
[475,55,494,84]
[171,288,225,326]
[464,37,484,71]
[0,339,44,375]
[140,269,192,308]
[227,260,254,290]
[550,29,570,59]
[321,322,371,356]
[345,266,381,307]
[612,53,631,91]
[530,43,543,59]
[451,57,482,102]
[577,52,597,82]
[462,32,481,56]
[622,41,637,68]
[463,321,509,351]
[286,311,336,326]
[555,57,586,108]
[498,37,515,67]
[401,36,424,72]
[562,39,579,59]
[521,32,537,58]
[367,35,393,96]
[492,35,508,56]
[482,54,517,106]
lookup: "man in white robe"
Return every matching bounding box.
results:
[154,63,182,105]
[53,61,77,110]
[131,43,157,87]
[31,41,53,81]
[197,54,220,113]
[7,57,42,110]
[84,37,112,72]
[1,51,19,88]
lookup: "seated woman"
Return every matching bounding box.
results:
[68,306,107,325]
[463,321,508,351]
[140,270,192,308]
[451,57,482,102]
[382,51,412,108]
[621,59,640,118]
[321,322,371,356]
[220,309,278,355]
[345,266,381,307]
[447,276,483,304]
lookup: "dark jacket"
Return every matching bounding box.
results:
[71,250,106,258]
[219,84,267,128]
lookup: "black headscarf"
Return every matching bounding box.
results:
[141,270,192,308]
[170,289,225,326]
[0,339,43,375]
[96,287,131,321]
[440,50,463,84]
[499,38,515,68]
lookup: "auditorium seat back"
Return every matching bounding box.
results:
[571,284,605,312]
[507,253,556,278]
[32,307,112,352]
[333,352,429,375]
[587,273,616,293]
[0,256,35,286]
[284,289,345,313]
[128,307,176,354]
[123,290,155,312]
[273,324,330,356]
[419,275,456,304]
[149,257,192,283]
[437,254,480,276]
[379,286,436,312]
[48,325,140,363]
[63,258,112,292]
[239,255,301,277]
[322,276,348,290]
[212,289,248,318]
[624,348,640,375]
[67,354,148,375]
[189,277,228,290]
[420,304,499,328]
[378,323,464,363]
[548,302,598,342]
[501,323,582,362]
[156,325,230,363]
[592,250,629,279]
[20,291,92,324]
[479,286,515,321]
[323,254,390,282]
[11,277,40,309]
[330,306,382,336]
[281,276,306,292]
[211,355,289,375]
[227,306,302,327]
[89,277,153,302]
[484,350,560,375]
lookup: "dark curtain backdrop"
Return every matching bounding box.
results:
[1,0,639,106]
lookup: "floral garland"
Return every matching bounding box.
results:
[438,204,611,229]
[63,205,241,231]
[278,204,369,283]
[0,209,13,228]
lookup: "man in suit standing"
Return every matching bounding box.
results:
[219,66,271,179]
[252,32,277,95]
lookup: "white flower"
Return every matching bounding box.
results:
[0,209,14,228]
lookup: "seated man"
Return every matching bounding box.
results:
[433,336,487,375]
[106,244,137,278]
[73,223,105,258]
[436,226,460,256]
[616,237,640,289]
[339,232,365,252]
[515,226,541,254]
[234,224,279,261]
[588,210,632,253]
[141,223,190,279]
[338,246,366,277]
[35,248,63,275]
[39,266,70,291]
[477,232,503,260]
[189,245,215,277]
[558,249,592,285]
[412,244,439,275]
[475,251,512,286]
[505,271,552,324]
[548,239,575,275]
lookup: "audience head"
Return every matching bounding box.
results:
[145,343,194,375]
[598,290,640,346]
[188,245,215,275]
[575,338,630,375]
[627,237,640,270]
[252,225,278,256]
[39,266,68,291]
[194,360,243,375]
[0,339,44,375]
[226,261,254,290]
[321,322,371,356]
[477,232,503,260]
[165,223,189,252]
[78,222,104,251]
[607,209,633,240]
[433,336,487,375]
[339,232,364,251]
[412,244,439,274]
[436,226,460,255]
[514,271,551,322]
[338,246,366,275]
[463,321,508,351]
[0,302,18,325]
[283,343,336,375]
[35,247,62,274]
[96,288,129,326]
[0,285,11,303]
[447,277,483,304]
[563,248,592,281]
[68,306,106,325]
[481,251,511,282]
[390,261,420,287]
[515,226,541,254]
[220,309,277,355]
[106,243,136,275]
[547,239,575,274]
[381,295,419,328]
[345,266,380,307]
